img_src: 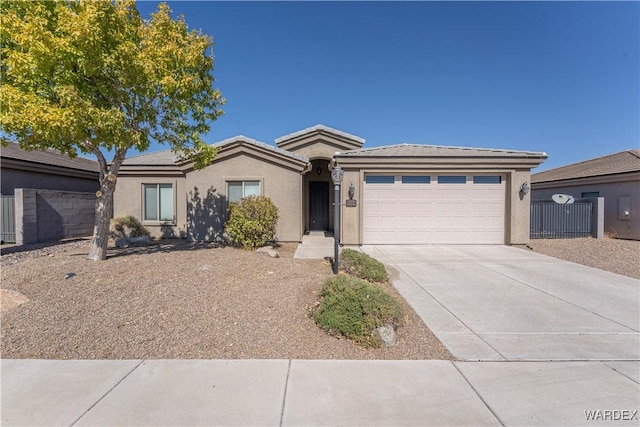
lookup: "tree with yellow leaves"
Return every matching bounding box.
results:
[1,0,224,260]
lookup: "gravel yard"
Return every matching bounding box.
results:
[527,237,640,280]
[0,239,452,360]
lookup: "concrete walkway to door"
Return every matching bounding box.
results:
[294,231,335,259]
[362,245,640,362]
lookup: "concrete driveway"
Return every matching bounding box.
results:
[362,245,640,361]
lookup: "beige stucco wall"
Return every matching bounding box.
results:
[507,170,533,244]
[113,174,186,239]
[287,140,342,161]
[187,153,303,242]
[532,180,640,240]
[114,153,304,242]
[340,169,361,245]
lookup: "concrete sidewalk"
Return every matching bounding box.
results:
[2,359,639,426]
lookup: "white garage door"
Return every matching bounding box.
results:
[363,174,505,244]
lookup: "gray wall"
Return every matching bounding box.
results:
[532,181,639,240]
[15,189,95,245]
[1,168,99,196]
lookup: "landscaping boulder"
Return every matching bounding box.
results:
[375,325,397,347]
[256,246,279,258]
[115,236,150,248]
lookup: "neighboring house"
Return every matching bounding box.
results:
[1,142,100,244]
[115,125,547,245]
[531,149,640,240]
[1,141,100,195]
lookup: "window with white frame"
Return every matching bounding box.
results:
[227,180,261,203]
[143,183,174,222]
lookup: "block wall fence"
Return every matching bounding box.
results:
[15,189,95,245]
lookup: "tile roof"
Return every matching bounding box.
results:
[122,136,308,166]
[121,148,180,166]
[275,124,365,144]
[335,143,547,158]
[1,141,99,173]
[531,149,640,183]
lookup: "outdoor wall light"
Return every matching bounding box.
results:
[316,166,322,175]
[331,166,344,185]
[348,182,355,200]
[520,182,530,195]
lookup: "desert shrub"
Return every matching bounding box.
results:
[314,275,403,347]
[340,249,389,283]
[225,196,279,249]
[110,216,150,239]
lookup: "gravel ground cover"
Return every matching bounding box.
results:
[527,237,640,280]
[0,239,452,360]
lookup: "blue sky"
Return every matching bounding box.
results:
[135,1,639,172]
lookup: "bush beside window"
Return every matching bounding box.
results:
[110,216,151,239]
[225,196,278,249]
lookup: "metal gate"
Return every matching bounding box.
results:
[1,195,16,243]
[530,201,592,239]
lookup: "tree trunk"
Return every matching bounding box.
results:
[87,183,114,261]
[86,146,127,261]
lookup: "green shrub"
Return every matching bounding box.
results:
[225,196,279,249]
[110,216,150,239]
[314,275,403,347]
[340,249,389,283]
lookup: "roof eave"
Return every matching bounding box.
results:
[1,157,100,179]
[532,171,640,187]
[334,155,546,169]
[275,124,365,145]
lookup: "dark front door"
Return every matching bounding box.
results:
[309,181,329,230]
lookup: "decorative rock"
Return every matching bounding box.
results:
[375,324,397,347]
[115,238,129,248]
[115,236,150,248]
[257,246,279,258]
[0,289,29,310]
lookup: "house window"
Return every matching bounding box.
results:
[581,191,600,198]
[438,175,466,184]
[143,184,174,222]
[402,175,431,184]
[473,176,502,184]
[227,180,261,203]
[365,176,395,184]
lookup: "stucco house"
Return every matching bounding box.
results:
[1,141,99,196]
[531,149,640,240]
[1,142,100,244]
[114,125,547,245]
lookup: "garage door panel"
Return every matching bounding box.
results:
[397,202,416,214]
[363,175,505,244]
[378,188,396,198]
[414,203,431,214]
[363,215,379,228]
